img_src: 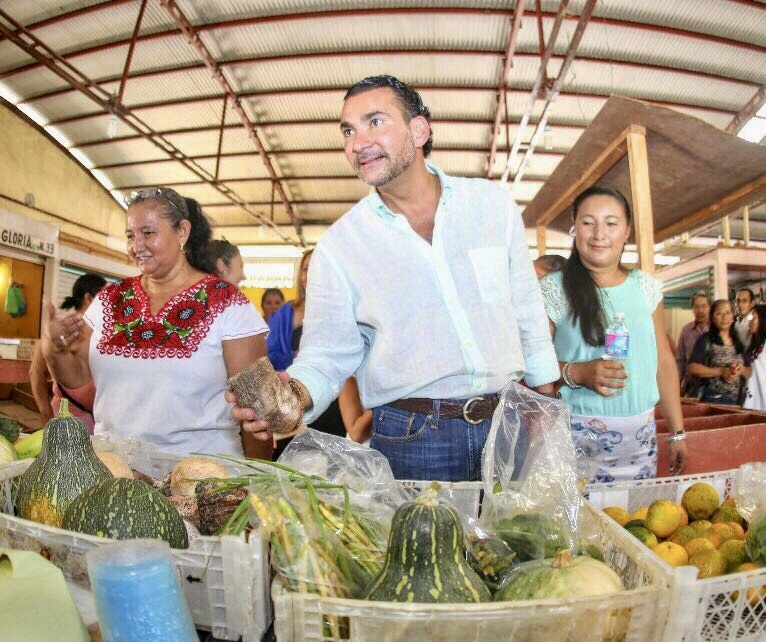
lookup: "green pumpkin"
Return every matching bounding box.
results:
[493,512,569,562]
[14,400,112,527]
[0,416,21,443]
[364,485,491,603]
[62,478,189,549]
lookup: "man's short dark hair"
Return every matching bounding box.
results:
[738,288,755,302]
[691,291,709,306]
[344,75,433,157]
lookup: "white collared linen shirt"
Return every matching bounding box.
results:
[288,164,559,422]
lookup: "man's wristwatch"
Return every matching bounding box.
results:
[667,430,686,443]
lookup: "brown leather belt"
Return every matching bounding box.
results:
[386,395,499,425]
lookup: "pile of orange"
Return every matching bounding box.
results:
[602,482,764,606]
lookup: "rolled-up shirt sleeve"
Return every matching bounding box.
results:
[287,245,365,423]
[506,203,560,387]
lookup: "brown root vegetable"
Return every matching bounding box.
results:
[96,452,134,479]
[227,357,302,435]
[196,482,248,536]
[168,495,201,529]
[170,457,228,497]
[130,468,163,488]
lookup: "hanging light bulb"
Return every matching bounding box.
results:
[107,113,118,139]
[543,124,553,150]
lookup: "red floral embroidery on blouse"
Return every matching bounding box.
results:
[97,275,250,359]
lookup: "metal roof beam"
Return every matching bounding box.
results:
[116,0,148,106]
[91,147,566,171]
[111,174,553,191]
[0,7,298,246]
[74,118,586,148]
[507,0,597,187]
[24,47,759,106]
[159,0,305,246]
[48,85,737,128]
[487,0,526,179]
[3,7,763,80]
[726,85,766,134]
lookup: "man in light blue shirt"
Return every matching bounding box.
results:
[233,75,559,481]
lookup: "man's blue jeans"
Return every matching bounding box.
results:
[369,398,529,482]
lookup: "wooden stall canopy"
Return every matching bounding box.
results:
[523,96,766,250]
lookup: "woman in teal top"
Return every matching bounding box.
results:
[540,185,688,481]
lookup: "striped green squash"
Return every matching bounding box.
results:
[364,485,491,603]
[62,478,189,549]
[14,400,112,527]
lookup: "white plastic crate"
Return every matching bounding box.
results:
[272,483,673,642]
[398,479,482,519]
[587,469,766,642]
[0,438,270,642]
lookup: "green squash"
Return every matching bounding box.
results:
[364,484,491,603]
[493,512,569,562]
[14,400,112,527]
[0,416,21,443]
[494,550,624,602]
[62,478,189,549]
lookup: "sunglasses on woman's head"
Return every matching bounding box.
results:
[125,188,185,217]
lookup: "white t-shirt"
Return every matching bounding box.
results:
[85,274,267,455]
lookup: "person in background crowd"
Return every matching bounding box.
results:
[267,250,348,454]
[29,273,106,431]
[42,188,268,456]
[260,287,285,323]
[209,237,273,458]
[687,299,750,405]
[339,377,373,444]
[534,253,566,280]
[231,75,559,482]
[267,251,313,371]
[676,292,710,390]
[744,304,766,411]
[208,239,245,286]
[735,288,756,349]
[541,184,687,481]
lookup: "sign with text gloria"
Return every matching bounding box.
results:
[0,226,56,257]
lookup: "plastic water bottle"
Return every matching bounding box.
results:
[604,312,629,394]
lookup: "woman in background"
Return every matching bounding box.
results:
[29,273,106,431]
[261,288,285,322]
[687,300,750,405]
[541,184,687,481]
[208,239,245,286]
[744,304,766,410]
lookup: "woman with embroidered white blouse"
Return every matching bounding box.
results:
[41,188,268,456]
[540,185,688,482]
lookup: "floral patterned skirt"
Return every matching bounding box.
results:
[571,410,657,483]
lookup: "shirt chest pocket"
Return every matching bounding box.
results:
[468,246,508,303]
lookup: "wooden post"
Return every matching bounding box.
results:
[722,215,731,246]
[743,206,750,246]
[536,225,547,256]
[626,126,655,274]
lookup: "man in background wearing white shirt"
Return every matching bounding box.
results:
[233,76,559,481]
[735,288,756,350]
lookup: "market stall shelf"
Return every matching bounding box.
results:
[588,469,766,642]
[0,438,270,642]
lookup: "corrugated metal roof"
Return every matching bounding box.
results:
[0,0,762,244]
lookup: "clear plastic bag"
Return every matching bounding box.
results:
[249,429,409,600]
[735,462,766,565]
[480,382,582,562]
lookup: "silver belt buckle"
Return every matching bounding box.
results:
[462,396,484,424]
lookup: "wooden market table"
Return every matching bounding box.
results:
[0,358,31,383]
